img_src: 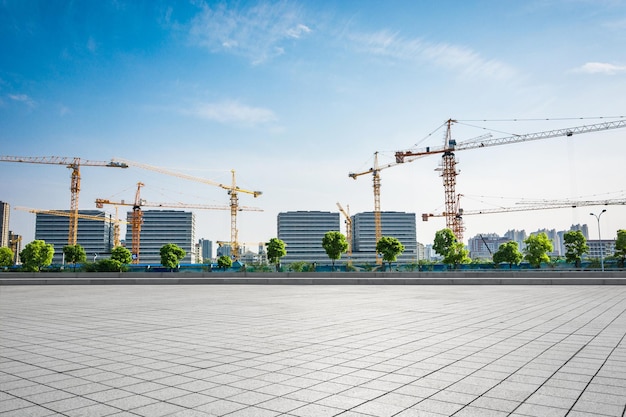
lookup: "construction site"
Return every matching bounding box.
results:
[2,117,626,271]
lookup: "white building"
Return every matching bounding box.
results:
[126,210,195,264]
[35,210,114,264]
[351,211,418,264]
[278,211,340,265]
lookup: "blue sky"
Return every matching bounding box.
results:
[1,0,625,249]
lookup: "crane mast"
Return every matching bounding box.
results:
[395,119,626,241]
[349,152,423,265]
[336,202,352,257]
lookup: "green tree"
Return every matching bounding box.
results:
[265,237,287,271]
[493,241,523,269]
[375,236,405,271]
[20,240,55,272]
[63,244,87,271]
[433,229,470,269]
[160,243,186,271]
[614,229,626,268]
[217,255,233,271]
[0,247,14,269]
[524,233,553,268]
[563,230,588,268]
[322,231,349,270]
[111,246,132,265]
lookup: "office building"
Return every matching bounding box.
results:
[351,211,417,263]
[278,211,340,264]
[127,210,195,264]
[35,210,113,264]
[586,240,615,260]
[0,201,9,247]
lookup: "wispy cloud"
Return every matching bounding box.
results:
[185,100,277,126]
[572,62,626,75]
[348,30,517,80]
[188,1,311,64]
[8,93,37,109]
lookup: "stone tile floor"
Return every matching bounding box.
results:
[0,285,625,417]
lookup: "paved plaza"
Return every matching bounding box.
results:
[1,285,625,417]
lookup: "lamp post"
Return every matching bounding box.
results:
[590,209,606,272]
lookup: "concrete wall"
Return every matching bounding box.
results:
[1,271,626,285]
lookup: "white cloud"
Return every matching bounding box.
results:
[189,1,311,64]
[572,62,626,75]
[8,93,36,108]
[286,23,311,39]
[348,30,517,80]
[185,100,277,125]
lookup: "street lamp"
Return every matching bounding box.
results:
[590,209,607,272]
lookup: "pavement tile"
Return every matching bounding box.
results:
[43,396,98,413]
[513,403,569,417]
[106,394,158,410]
[196,398,247,415]
[64,403,122,417]
[0,404,59,417]
[350,400,406,417]
[571,399,625,416]
[453,406,510,417]
[129,401,186,417]
[288,403,343,417]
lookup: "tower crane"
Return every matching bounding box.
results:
[96,182,262,263]
[336,202,352,257]
[395,119,626,241]
[112,158,261,259]
[14,206,128,248]
[348,152,423,264]
[0,156,128,245]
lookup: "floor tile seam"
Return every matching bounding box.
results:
[503,305,626,417]
[0,387,74,417]
[329,311,573,417]
[563,313,626,417]
[200,291,619,407]
[446,307,606,416]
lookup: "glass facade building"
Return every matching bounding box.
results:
[126,210,195,264]
[278,211,340,264]
[35,210,113,264]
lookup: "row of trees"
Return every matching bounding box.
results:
[0,241,190,272]
[3,228,624,272]
[265,232,406,271]
[434,228,626,269]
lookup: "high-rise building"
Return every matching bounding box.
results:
[127,210,195,264]
[35,211,113,264]
[0,201,9,247]
[352,211,417,263]
[531,228,560,256]
[198,238,213,262]
[468,233,510,259]
[504,229,527,252]
[278,211,340,264]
